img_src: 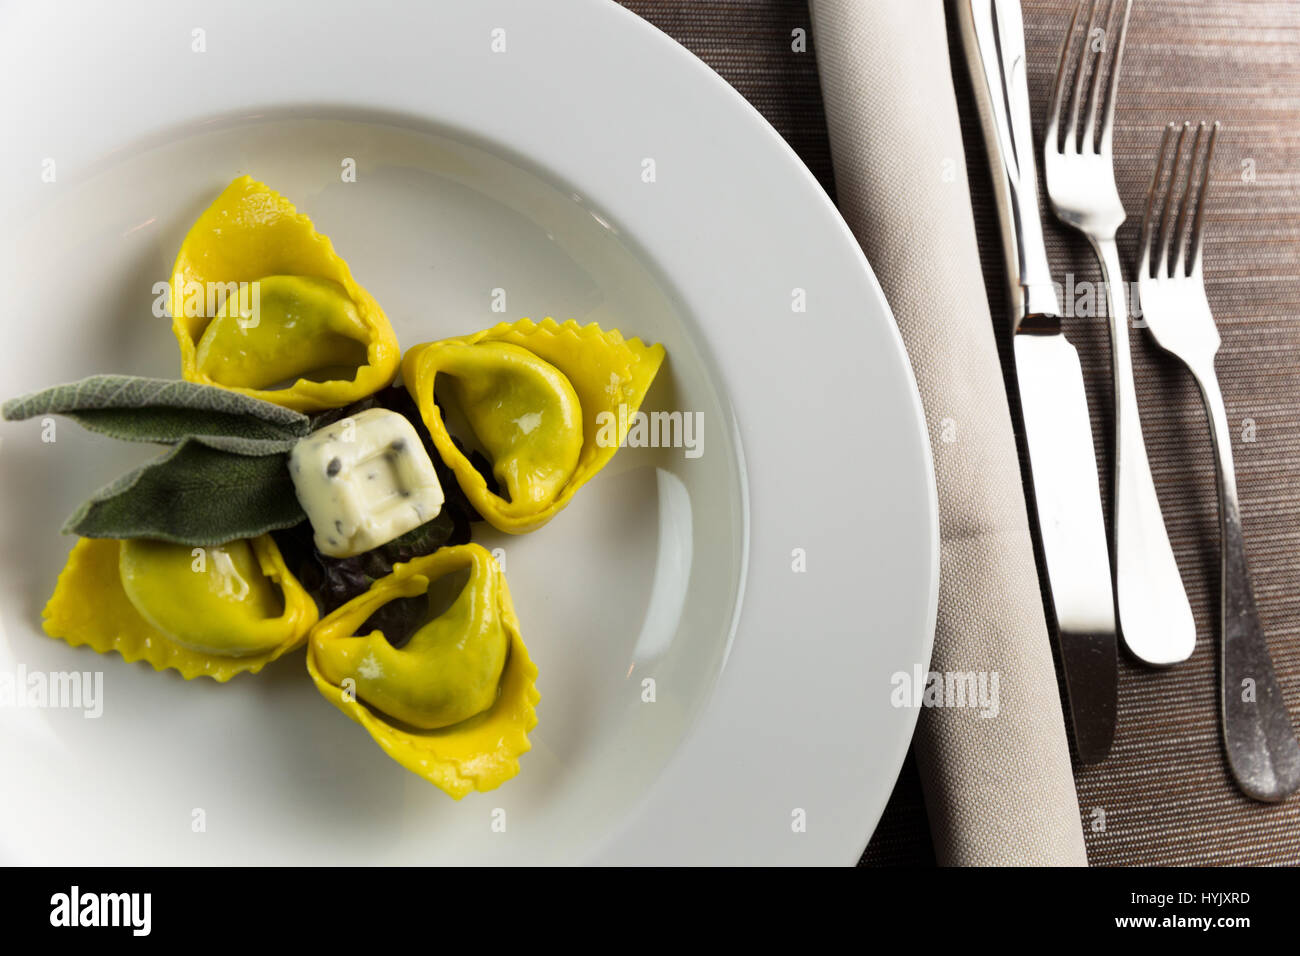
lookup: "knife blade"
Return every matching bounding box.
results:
[955,0,1118,763]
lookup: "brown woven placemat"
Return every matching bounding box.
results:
[1013,0,1300,867]
[615,0,1300,865]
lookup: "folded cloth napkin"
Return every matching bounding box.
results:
[809,0,1088,865]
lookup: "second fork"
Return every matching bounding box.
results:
[1137,121,1300,802]
[1043,0,1196,666]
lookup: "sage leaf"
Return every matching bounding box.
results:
[64,436,306,546]
[174,434,301,456]
[2,375,310,445]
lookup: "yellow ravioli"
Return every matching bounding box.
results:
[170,175,401,412]
[402,318,665,534]
[42,535,318,681]
[307,544,539,799]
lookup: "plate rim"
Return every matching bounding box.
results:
[0,0,939,865]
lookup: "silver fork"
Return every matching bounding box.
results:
[1043,0,1195,667]
[1138,121,1300,802]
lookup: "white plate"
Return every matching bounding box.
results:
[0,0,937,864]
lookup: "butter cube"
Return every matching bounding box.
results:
[289,407,444,558]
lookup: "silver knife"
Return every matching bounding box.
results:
[956,0,1117,763]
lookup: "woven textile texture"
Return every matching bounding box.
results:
[811,0,1090,865]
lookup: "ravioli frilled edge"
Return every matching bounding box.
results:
[169,175,401,412]
[42,536,318,681]
[402,318,666,534]
[306,544,539,799]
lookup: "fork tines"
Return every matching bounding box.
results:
[1140,121,1220,279]
[1048,0,1134,155]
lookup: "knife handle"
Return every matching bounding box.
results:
[956,0,1060,326]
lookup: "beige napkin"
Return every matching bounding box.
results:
[809,0,1088,865]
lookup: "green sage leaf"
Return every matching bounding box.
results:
[64,436,306,546]
[2,375,310,445]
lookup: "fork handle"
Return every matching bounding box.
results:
[1190,362,1300,801]
[1092,237,1196,665]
